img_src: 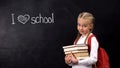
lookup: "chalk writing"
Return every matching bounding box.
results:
[11,13,54,24]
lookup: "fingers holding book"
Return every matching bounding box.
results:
[70,52,78,64]
[65,54,72,64]
[64,52,78,64]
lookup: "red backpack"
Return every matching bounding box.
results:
[87,34,110,68]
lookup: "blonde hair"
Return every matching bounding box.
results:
[78,12,95,24]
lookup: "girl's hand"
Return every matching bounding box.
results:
[64,55,72,64]
[70,53,78,64]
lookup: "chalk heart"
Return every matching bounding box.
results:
[17,14,30,24]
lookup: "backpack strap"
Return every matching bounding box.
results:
[87,34,100,50]
[87,34,95,51]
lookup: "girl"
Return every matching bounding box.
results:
[64,12,99,68]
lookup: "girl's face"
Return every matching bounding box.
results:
[77,18,92,36]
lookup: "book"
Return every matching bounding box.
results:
[63,44,89,60]
[64,50,88,54]
[63,45,88,52]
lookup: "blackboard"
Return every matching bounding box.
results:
[0,0,119,68]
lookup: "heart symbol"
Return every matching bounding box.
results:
[17,14,30,24]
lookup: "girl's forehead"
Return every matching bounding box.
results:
[77,18,90,24]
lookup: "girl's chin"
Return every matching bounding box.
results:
[80,32,87,35]
[80,32,84,34]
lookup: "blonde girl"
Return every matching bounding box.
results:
[65,12,99,68]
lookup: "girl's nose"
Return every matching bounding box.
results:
[79,26,83,30]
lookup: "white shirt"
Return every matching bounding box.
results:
[71,33,99,68]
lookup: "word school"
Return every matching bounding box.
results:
[11,13,54,24]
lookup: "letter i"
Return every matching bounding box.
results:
[11,13,15,25]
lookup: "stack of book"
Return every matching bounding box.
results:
[63,44,89,60]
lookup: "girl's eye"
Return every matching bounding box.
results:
[77,23,88,27]
[77,23,81,26]
[83,25,87,27]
